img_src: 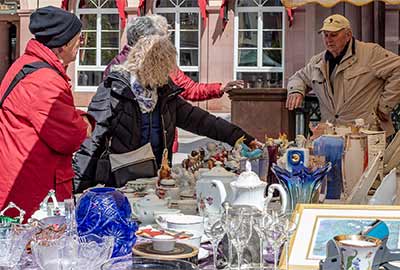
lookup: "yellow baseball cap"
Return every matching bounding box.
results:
[319,14,351,33]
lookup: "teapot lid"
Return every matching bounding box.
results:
[202,162,236,177]
[231,161,263,188]
[137,189,167,207]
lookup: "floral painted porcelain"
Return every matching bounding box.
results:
[334,235,381,270]
[132,189,171,225]
[195,163,237,213]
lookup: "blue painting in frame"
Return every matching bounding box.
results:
[309,217,400,259]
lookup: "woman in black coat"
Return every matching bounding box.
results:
[73,35,256,193]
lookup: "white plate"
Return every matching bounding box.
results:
[198,247,210,260]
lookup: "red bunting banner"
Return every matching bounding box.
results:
[198,0,207,25]
[286,8,294,27]
[219,0,229,29]
[61,0,68,10]
[116,0,127,29]
[138,0,146,16]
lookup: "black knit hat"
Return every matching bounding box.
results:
[29,6,82,48]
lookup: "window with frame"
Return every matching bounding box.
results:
[154,0,200,81]
[234,0,285,88]
[76,0,119,91]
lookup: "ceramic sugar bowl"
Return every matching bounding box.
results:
[132,189,171,225]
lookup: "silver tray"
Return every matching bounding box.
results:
[101,256,198,270]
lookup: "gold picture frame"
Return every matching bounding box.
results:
[279,204,400,270]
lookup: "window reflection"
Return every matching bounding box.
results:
[100,0,116,8]
[263,31,282,48]
[77,2,119,89]
[239,12,258,30]
[180,50,198,66]
[263,12,282,29]
[239,31,257,48]
[238,49,257,66]
[262,49,282,67]
[78,71,103,86]
[78,0,96,8]
[235,1,284,88]
[180,31,198,47]
[155,2,199,76]
[79,49,96,65]
[237,72,283,88]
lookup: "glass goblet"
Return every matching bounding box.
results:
[253,211,273,269]
[235,213,253,270]
[266,221,286,270]
[223,208,243,269]
[281,215,298,270]
[203,211,225,270]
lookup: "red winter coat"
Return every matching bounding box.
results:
[0,39,89,219]
[170,69,222,152]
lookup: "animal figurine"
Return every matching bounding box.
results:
[182,150,203,172]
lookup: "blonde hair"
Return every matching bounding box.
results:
[122,35,177,89]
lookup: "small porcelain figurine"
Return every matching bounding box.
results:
[206,142,218,159]
[159,149,172,181]
[295,134,307,148]
[310,121,333,140]
[235,136,263,159]
[171,164,196,191]
[182,150,203,172]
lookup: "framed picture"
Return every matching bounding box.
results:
[280,204,400,270]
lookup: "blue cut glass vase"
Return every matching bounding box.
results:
[76,187,138,257]
[271,162,331,213]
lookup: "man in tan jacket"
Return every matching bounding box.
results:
[286,14,400,135]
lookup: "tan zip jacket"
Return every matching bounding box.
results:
[287,38,400,135]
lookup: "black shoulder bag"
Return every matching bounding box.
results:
[0,62,59,108]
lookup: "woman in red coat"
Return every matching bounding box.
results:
[0,7,92,219]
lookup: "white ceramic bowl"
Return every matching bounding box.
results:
[157,214,204,234]
[176,230,202,248]
[152,235,176,252]
[153,209,181,220]
[126,177,157,192]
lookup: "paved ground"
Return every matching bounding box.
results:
[172,113,231,164]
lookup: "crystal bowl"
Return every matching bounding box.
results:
[32,234,114,270]
[0,223,36,268]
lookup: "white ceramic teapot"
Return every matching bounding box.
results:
[213,161,287,212]
[132,189,171,224]
[196,162,237,213]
